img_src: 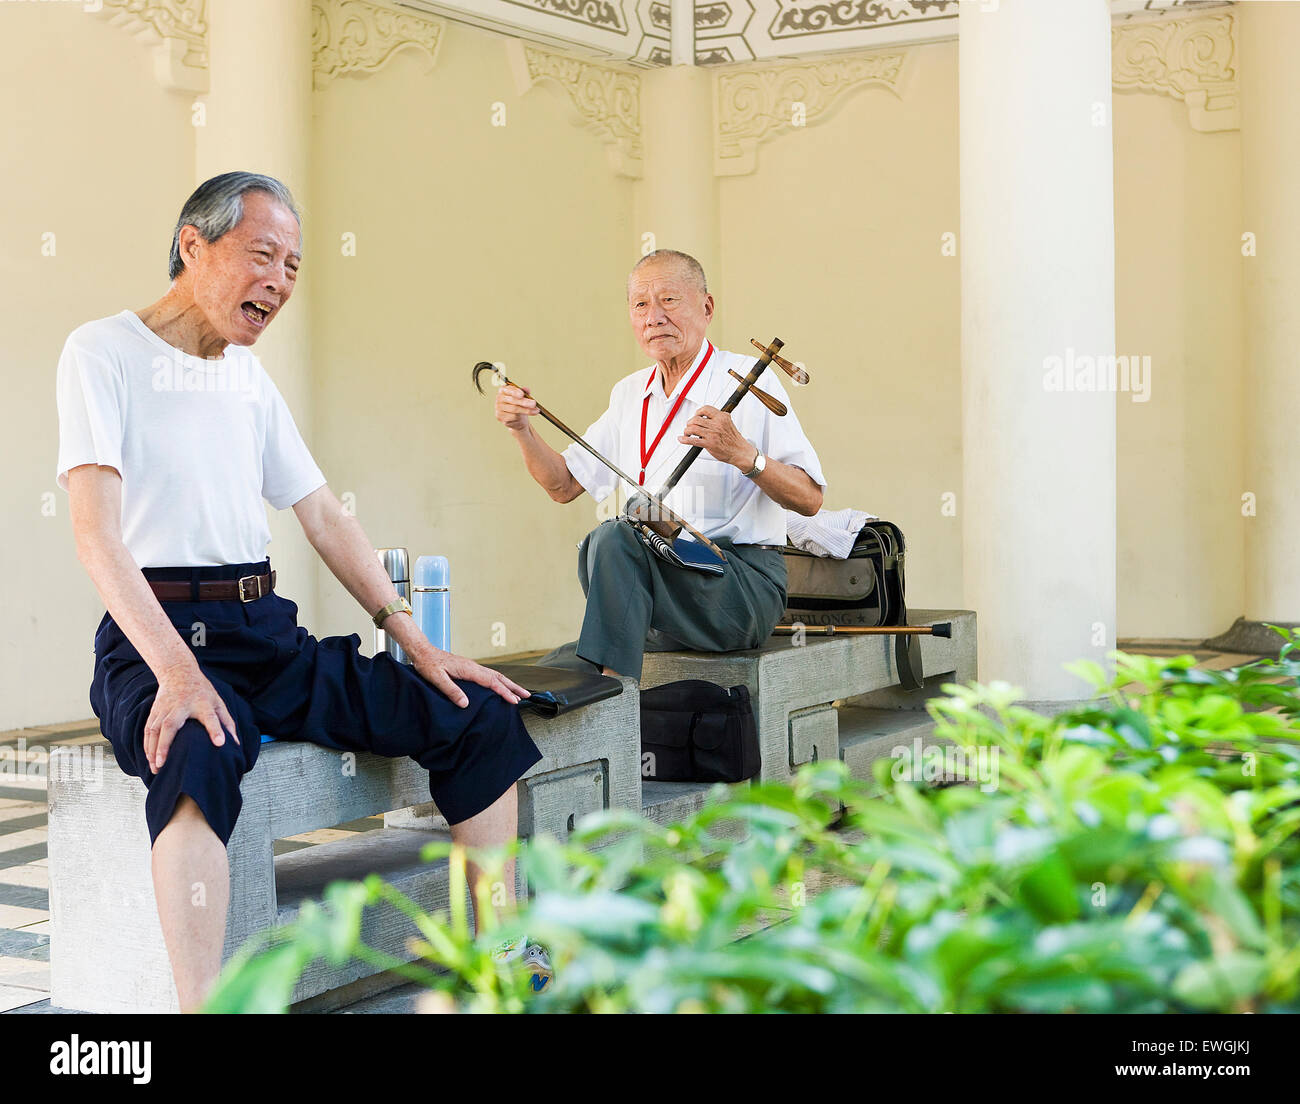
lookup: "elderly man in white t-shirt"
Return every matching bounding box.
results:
[495,249,826,679]
[57,171,542,1011]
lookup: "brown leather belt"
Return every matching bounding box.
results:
[148,571,276,603]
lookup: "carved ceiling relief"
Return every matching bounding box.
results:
[507,42,644,177]
[713,7,1240,175]
[767,0,956,41]
[714,51,908,174]
[97,0,210,91]
[1111,10,1238,131]
[90,1,1239,180]
[313,0,444,87]
[500,0,630,33]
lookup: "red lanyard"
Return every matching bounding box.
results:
[639,343,714,484]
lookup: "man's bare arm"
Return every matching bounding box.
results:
[748,457,824,517]
[494,384,584,503]
[291,485,528,707]
[67,464,238,773]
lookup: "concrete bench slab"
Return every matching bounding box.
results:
[47,678,640,1014]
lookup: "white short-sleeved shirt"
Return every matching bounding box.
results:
[55,309,327,568]
[563,341,826,546]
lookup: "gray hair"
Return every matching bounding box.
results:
[629,249,708,295]
[168,171,301,281]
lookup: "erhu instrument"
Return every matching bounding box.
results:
[474,347,941,687]
[475,338,809,560]
[624,337,809,534]
[472,361,728,560]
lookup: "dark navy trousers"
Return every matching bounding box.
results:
[89,559,542,846]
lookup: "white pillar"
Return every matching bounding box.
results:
[959,0,1117,699]
[195,0,318,624]
[637,65,720,294]
[1241,2,1300,625]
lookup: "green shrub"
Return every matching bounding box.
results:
[203,639,1300,1014]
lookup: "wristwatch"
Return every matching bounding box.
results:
[372,596,413,628]
[742,447,767,479]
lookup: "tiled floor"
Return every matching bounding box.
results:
[0,641,1265,1014]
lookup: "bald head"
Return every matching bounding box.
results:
[628,249,707,296]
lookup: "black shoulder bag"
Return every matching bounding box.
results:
[639,680,759,783]
[782,520,924,691]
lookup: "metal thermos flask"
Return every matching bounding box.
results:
[414,555,451,652]
[375,547,411,665]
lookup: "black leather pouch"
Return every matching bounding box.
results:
[486,663,623,717]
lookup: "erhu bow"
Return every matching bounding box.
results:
[471,361,728,560]
[474,338,810,562]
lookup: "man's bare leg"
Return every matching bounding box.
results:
[450,782,518,933]
[151,795,229,1012]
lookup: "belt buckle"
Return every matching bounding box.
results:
[237,574,261,603]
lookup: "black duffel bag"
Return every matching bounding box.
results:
[781,519,924,691]
[782,519,906,628]
[639,680,759,783]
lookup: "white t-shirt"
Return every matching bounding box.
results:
[563,341,826,546]
[55,310,327,568]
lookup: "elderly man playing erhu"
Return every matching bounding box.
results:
[57,171,545,1011]
[495,249,826,680]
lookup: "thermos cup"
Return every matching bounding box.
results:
[375,547,411,665]
[414,555,451,652]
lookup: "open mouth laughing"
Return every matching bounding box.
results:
[241,300,275,328]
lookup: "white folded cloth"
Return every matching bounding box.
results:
[785,507,878,559]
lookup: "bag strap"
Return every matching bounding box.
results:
[859,521,922,691]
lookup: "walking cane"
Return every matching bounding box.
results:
[772,623,952,638]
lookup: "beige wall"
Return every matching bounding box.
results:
[308,24,638,656]
[717,41,963,611]
[717,39,1246,641]
[0,9,1255,729]
[0,6,196,729]
[1112,89,1245,640]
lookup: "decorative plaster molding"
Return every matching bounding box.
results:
[714,51,906,175]
[98,0,209,91]
[1112,9,1238,131]
[313,0,445,88]
[507,42,643,177]
[400,0,648,64]
[698,0,956,63]
[768,0,955,40]
[502,0,629,33]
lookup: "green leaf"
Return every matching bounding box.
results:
[1018,853,1081,923]
[1172,951,1268,1009]
[202,941,314,1014]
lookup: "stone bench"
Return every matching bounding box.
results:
[47,679,639,1014]
[640,609,976,815]
[46,610,976,1011]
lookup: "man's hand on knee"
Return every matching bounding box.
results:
[409,647,529,709]
[144,664,241,774]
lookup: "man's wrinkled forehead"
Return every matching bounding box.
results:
[627,260,702,300]
[234,196,302,259]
